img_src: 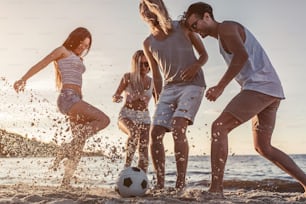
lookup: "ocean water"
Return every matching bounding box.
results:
[0,154,305,193]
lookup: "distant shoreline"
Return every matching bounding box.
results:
[1,129,305,158]
[0,129,108,158]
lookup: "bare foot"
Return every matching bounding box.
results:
[59,159,79,187]
[49,143,71,171]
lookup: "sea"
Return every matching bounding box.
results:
[0,154,305,193]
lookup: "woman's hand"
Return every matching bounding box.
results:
[13,79,26,93]
[112,94,123,103]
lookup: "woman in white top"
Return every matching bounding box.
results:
[112,50,153,172]
[14,27,110,188]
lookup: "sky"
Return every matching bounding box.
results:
[1,0,306,155]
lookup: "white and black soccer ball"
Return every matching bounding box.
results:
[116,166,149,197]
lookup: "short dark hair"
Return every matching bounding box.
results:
[184,2,214,21]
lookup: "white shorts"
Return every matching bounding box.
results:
[119,107,151,124]
[152,84,205,130]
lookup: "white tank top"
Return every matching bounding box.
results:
[219,23,285,99]
[124,76,153,107]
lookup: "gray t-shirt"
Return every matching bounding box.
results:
[147,21,206,88]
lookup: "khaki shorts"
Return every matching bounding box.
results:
[224,90,281,134]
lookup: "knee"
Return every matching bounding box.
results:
[253,126,274,157]
[211,120,225,138]
[126,128,139,138]
[210,119,232,145]
[254,143,273,158]
[150,126,165,144]
[172,127,188,144]
[99,115,110,130]
[172,124,187,136]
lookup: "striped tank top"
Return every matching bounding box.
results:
[57,53,86,87]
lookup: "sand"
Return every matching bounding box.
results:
[0,184,305,204]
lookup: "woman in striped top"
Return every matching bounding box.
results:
[14,27,110,188]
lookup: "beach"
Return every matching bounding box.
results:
[0,122,305,203]
[0,183,305,204]
[1,1,306,202]
[0,156,305,203]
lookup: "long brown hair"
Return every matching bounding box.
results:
[54,27,92,90]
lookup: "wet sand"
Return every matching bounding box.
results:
[0,184,305,204]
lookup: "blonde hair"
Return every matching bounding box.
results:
[140,0,173,35]
[129,50,147,94]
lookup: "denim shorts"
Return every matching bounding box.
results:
[224,90,281,134]
[152,84,205,130]
[57,89,82,114]
[119,107,151,124]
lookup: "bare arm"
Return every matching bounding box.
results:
[181,27,208,81]
[14,46,65,93]
[206,22,248,101]
[143,38,162,103]
[112,73,129,103]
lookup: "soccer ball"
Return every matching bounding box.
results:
[116,166,149,197]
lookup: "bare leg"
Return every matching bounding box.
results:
[52,100,110,186]
[253,116,306,193]
[138,124,150,172]
[150,125,166,189]
[50,142,76,170]
[51,123,88,170]
[125,137,138,167]
[171,117,189,189]
[118,118,140,169]
[61,145,83,188]
[208,112,240,194]
[69,100,110,136]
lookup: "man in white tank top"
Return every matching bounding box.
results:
[183,2,306,196]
